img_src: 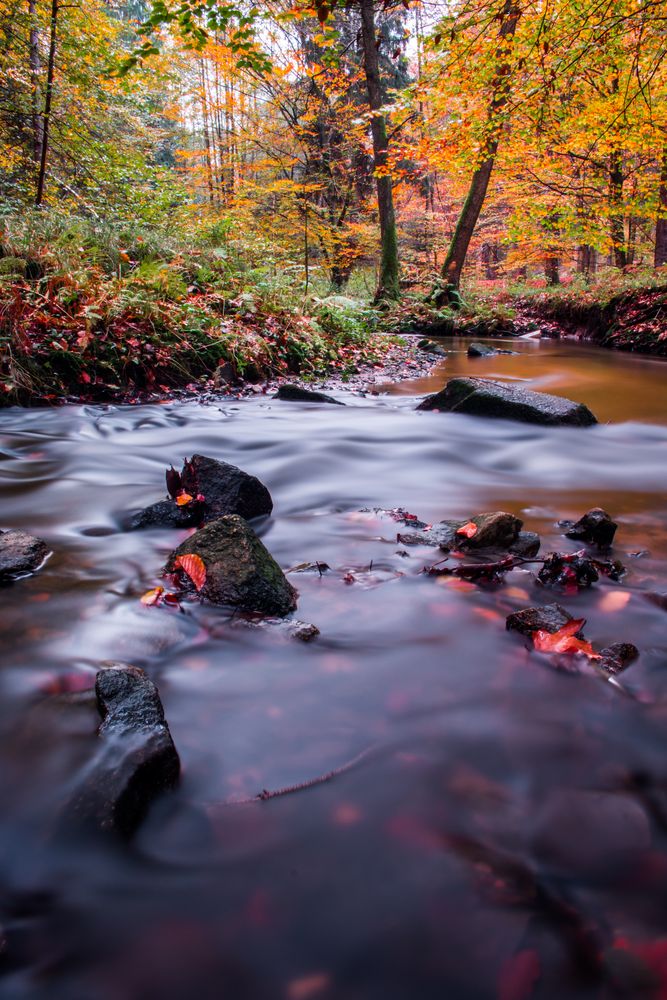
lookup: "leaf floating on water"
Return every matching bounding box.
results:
[498,949,541,1000]
[176,492,194,506]
[457,521,478,539]
[175,553,207,591]
[141,586,164,606]
[532,619,600,659]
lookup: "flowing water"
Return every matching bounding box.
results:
[1,338,667,999]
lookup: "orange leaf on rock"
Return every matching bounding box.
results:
[176,492,194,506]
[457,521,478,539]
[175,553,206,591]
[141,586,164,606]
[532,619,600,659]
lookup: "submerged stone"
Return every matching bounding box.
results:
[166,514,298,616]
[62,664,180,838]
[0,529,48,580]
[417,377,598,426]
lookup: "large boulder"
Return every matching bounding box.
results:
[273,384,344,405]
[61,664,180,838]
[417,377,598,426]
[130,454,273,530]
[166,515,298,616]
[0,529,48,580]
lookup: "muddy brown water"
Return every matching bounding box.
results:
[1,337,667,999]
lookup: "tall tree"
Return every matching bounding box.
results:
[434,0,520,301]
[359,0,400,301]
[35,0,58,204]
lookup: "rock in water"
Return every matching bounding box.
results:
[417,377,597,426]
[130,454,273,529]
[564,507,617,547]
[456,511,522,550]
[166,515,298,616]
[506,603,576,637]
[467,342,496,357]
[273,384,345,405]
[0,529,48,580]
[62,664,180,838]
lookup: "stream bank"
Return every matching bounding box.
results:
[507,284,667,355]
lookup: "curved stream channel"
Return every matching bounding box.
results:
[1,338,667,999]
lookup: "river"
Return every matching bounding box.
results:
[1,337,666,999]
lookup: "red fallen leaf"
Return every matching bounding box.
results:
[166,465,181,499]
[457,521,478,539]
[176,492,194,506]
[141,586,164,606]
[175,554,206,591]
[342,572,356,584]
[498,949,541,1000]
[163,592,181,607]
[80,371,91,384]
[532,619,600,659]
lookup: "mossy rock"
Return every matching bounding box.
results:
[166,515,297,616]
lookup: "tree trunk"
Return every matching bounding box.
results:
[35,0,58,206]
[655,143,667,268]
[576,245,597,279]
[28,0,42,165]
[435,0,520,301]
[200,59,215,205]
[544,253,560,286]
[609,149,626,269]
[359,0,400,302]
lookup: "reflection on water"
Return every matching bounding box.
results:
[1,338,667,998]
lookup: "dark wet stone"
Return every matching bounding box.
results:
[510,532,541,558]
[459,511,522,550]
[564,507,617,547]
[0,529,48,580]
[130,454,273,530]
[467,342,496,357]
[399,515,539,557]
[166,514,298,616]
[273,384,344,405]
[130,498,200,530]
[599,642,639,674]
[61,664,180,838]
[506,603,575,636]
[417,339,447,357]
[417,377,598,426]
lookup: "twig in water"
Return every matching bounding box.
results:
[209,744,378,809]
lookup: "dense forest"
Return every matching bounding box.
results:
[0,0,666,400]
